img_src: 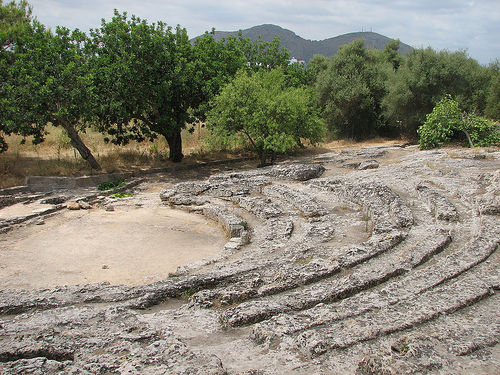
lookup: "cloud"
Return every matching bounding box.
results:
[29,0,500,64]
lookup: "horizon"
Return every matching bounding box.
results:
[30,0,500,65]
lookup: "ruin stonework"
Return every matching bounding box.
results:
[0,145,499,374]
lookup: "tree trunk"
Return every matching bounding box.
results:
[165,129,183,163]
[257,149,268,168]
[61,121,101,171]
[270,150,277,164]
[462,130,474,148]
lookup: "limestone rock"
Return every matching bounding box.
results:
[66,201,80,210]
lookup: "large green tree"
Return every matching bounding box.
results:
[89,13,292,163]
[207,68,325,166]
[383,48,491,136]
[485,62,500,119]
[3,23,100,169]
[0,0,32,152]
[88,11,197,162]
[315,39,389,140]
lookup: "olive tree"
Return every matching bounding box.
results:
[315,39,388,140]
[383,48,491,136]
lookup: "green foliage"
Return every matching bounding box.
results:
[383,48,492,136]
[462,113,500,146]
[98,178,126,191]
[418,96,500,149]
[0,0,33,152]
[315,39,389,140]
[206,68,325,166]
[0,0,31,51]
[307,54,329,81]
[485,66,500,119]
[111,192,133,199]
[417,96,461,149]
[234,34,290,73]
[2,18,101,168]
[383,39,403,71]
[88,11,198,162]
[88,13,291,164]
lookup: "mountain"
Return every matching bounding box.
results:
[205,24,413,62]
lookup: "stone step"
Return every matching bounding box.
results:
[251,230,452,342]
[416,181,459,221]
[310,178,414,233]
[262,184,328,217]
[191,230,403,313]
[220,230,447,327]
[413,292,500,356]
[294,260,498,356]
[251,224,498,345]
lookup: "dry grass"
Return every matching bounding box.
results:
[0,125,405,189]
[0,125,249,188]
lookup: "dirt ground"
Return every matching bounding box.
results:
[0,184,227,289]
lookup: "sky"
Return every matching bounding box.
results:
[29,0,500,65]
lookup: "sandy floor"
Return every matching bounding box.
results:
[0,190,227,290]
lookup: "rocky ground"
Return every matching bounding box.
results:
[0,145,499,374]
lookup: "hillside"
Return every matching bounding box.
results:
[206,24,413,62]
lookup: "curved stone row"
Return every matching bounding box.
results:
[172,170,418,317]
[1,146,499,375]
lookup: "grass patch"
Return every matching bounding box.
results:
[98,178,126,191]
[111,192,133,199]
[295,255,313,265]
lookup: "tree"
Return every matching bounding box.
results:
[383,48,491,136]
[307,54,329,81]
[417,95,500,149]
[206,69,324,166]
[0,0,33,152]
[485,62,500,119]
[383,39,403,71]
[190,31,247,123]
[89,13,294,163]
[0,0,31,50]
[88,11,199,162]
[235,34,290,73]
[315,39,388,140]
[3,23,101,169]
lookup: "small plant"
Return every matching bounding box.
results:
[295,255,313,265]
[182,287,198,299]
[111,192,133,199]
[362,212,373,233]
[98,178,126,191]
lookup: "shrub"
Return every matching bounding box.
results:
[418,96,500,149]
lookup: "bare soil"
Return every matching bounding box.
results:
[0,185,226,289]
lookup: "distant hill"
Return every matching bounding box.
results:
[202,24,413,62]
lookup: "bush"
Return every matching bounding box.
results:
[418,96,500,149]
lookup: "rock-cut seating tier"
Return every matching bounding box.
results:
[1,147,499,375]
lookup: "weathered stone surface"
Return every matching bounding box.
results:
[66,201,80,210]
[416,181,459,221]
[358,159,380,170]
[1,147,499,375]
